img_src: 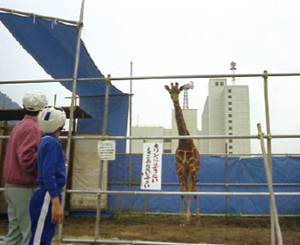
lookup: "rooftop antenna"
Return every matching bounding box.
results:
[230,61,237,85]
[182,81,194,109]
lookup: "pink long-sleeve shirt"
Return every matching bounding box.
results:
[4,115,42,188]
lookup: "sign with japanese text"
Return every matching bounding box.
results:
[140,143,162,190]
[97,140,116,160]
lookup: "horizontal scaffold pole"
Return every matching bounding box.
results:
[2,134,300,140]
[67,189,300,196]
[0,7,79,26]
[1,73,300,84]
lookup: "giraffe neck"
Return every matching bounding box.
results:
[173,100,189,136]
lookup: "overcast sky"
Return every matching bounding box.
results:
[1,0,300,154]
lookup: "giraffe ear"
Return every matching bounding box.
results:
[179,86,184,91]
[164,85,170,91]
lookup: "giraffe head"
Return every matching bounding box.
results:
[164,82,184,102]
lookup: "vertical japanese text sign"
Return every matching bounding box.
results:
[140,143,162,190]
[97,140,116,161]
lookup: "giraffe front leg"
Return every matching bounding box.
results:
[194,195,200,218]
[194,195,201,226]
[180,195,185,226]
[186,195,191,225]
[189,173,200,225]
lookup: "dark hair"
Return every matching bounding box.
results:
[57,126,64,132]
[24,108,39,116]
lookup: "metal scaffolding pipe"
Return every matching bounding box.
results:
[107,182,300,187]
[257,123,283,245]
[263,71,276,244]
[65,189,300,196]
[61,237,220,245]
[129,61,133,212]
[94,75,111,238]
[106,72,300,81]
[1,72,300,84]
[2,133,300,141]
[57,0,85,242]
[0,7,79,26]
[1,182,300,193]
[62,134,300,140]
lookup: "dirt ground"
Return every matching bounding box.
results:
[1,214,300,245]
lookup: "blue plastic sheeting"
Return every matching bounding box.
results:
[108,155,300,215]
[0,13,129,152]
[71,211,115,218]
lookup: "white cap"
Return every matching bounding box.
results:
[22,91,47,111]
[38,106,66,133]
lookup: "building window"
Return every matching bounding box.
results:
[164,139,171,143]
[228,88,232,93]
[228,114,232,118]
[229,133,233,135]
[229,146,233,149]
[229,126,233,130]
[229,139,233,143]
[163,149,171,154]
[228,95,232,99]
[228,120,232,123]
[228,107,232,111]
[228,101,232,105]
[215,82,219,86]
[220,82,224,86]
[229,151,233,154]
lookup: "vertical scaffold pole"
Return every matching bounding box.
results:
[57,0,85,243]
[225,143,229,216]
[95,74,111,238]
[262,70,276,244]
[129,62,133,211]
[257,124,283,245]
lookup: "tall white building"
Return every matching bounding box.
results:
[201,79,250,154]
[131,79,251,155]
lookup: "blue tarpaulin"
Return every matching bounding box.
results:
[0,12,129,153]
[108,155,300,215]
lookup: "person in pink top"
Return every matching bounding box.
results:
[3,91,47,245]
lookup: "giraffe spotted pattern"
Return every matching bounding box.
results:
[165,82,200,225]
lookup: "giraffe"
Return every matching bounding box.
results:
[165,82,200,225]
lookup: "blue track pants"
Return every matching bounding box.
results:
[28,188,60,245]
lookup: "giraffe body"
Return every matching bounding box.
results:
[165,82,200,225]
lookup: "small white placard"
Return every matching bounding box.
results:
[97,140,116,160]
[140,143,162,190]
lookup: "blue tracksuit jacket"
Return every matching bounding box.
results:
[36,133,66,198]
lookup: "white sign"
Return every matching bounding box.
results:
[140,143,162,190]
[97,140,116,160]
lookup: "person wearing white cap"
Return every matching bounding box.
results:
[3,91,47,245]
[28,106,66,245]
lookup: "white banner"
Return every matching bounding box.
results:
[140,143,162,190]
[97,140,116,160]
